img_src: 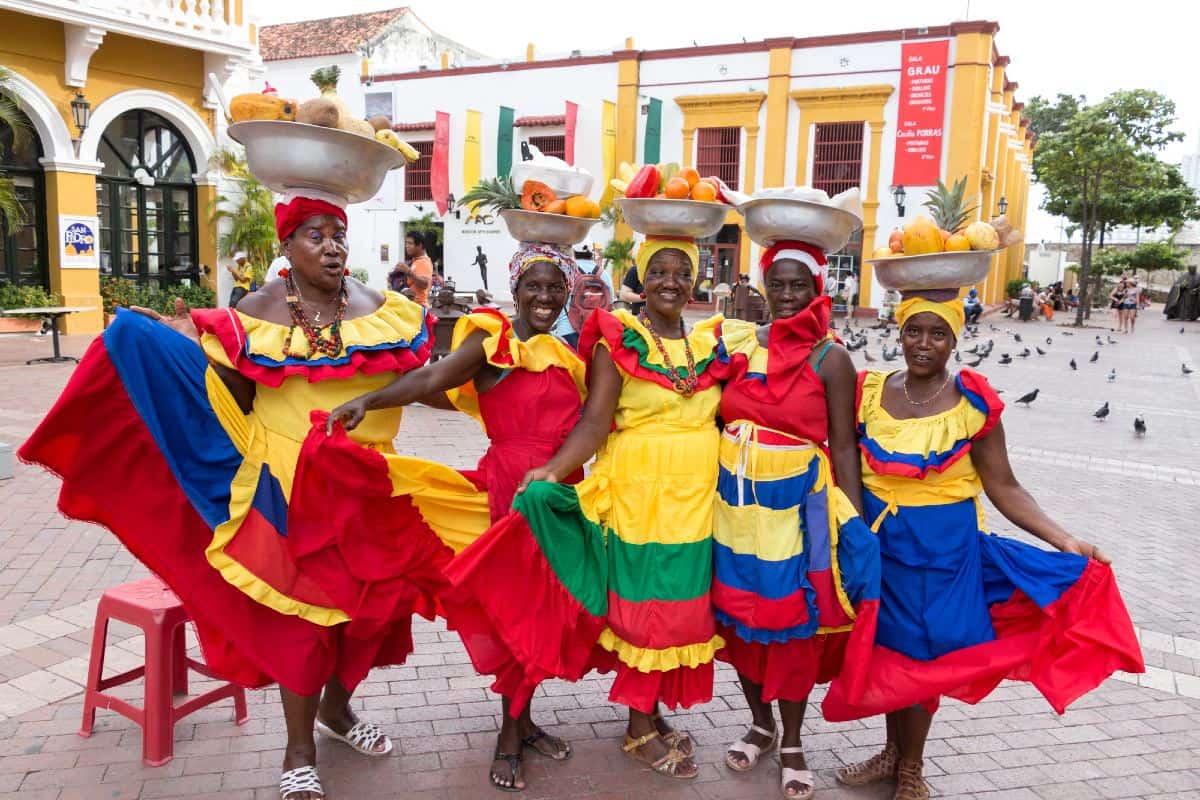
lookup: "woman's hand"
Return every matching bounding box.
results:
[516,467,558,496]
[1056,535,1111,565]
[130,298,199,344]
[327,399,369,435]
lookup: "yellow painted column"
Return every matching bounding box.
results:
[743,125,760,195]
[614,50,640,242]
[681,127,695,169]
[944,31,994,229]
[860,119,888,300]
[762,40,793,189]
[196,183,219,292]
[44,169,104,333]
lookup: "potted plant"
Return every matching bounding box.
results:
[0,284,60,333]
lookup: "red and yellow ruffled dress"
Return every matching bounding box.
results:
[21,293,489,696]
[711,297,879,704]
[444,308,725,714]
[822,369,1144,720]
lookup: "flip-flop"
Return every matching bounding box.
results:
[521,728,572,761]
[279,765,324,799]
[490,746,525,793]
[315,719,393,756]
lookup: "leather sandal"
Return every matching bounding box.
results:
[779,746,815,799]
[725,723,779,772]
[651,710,694,756]
[490,746,524,793]
[893,758,929,800]
[836,742,898,786]
[279,765,324,799]
[521,727,572,761]
[621,730,698,779]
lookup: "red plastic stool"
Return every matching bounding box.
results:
[80,577,249,765]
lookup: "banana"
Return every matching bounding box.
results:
[374,129,421,162]
[610,178,628,195]
[617,161,636,183]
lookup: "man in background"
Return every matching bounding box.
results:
[842,270,859,326]
[619,264,645,316]
[392,231,434,306]
[226,251,252,308]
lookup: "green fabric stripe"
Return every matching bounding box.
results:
[644,98,662,164]
[512,481,609,617]
[497,106,515,178]
[620,325,716,380]
[608,535,711,603]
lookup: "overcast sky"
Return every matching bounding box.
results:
[254,0,1200,240]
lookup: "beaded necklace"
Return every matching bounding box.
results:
[640,313,699,396]
[282,272,348,358]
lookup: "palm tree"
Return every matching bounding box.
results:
[208,147,276,283]
[601,237,636,287]
[0,67,31,235]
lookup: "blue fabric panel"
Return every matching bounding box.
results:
[717,460,819,511]
[714,607,818,644]
[713,540,809,600]
[250,463,289,537]
[803,486,831,571]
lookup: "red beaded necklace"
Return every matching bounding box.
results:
[640,313,699,396]
[282,272,348,358]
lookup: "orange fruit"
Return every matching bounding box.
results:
[545,199,568,215]
[888,229,904,253]
[664,177,691,199]
[564,195,592,218]
[945,233,971,251]
[690,181,717,202]
[678,167,701,188]
[584,199,602,218]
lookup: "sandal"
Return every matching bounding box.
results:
[836,742,898,786]
[621,730,698,780]
[279,765,324,799]
[490,746,525,793]
[725,723,778,772]
[315,719,393,757]
[894,758,929,800]
[521,727,572,761]
[779,746,815,799]
[651,710,694,757]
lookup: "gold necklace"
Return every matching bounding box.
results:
[902,370,953,406]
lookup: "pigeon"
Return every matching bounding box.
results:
[1089,351,1100,363]
[1184,363,1194,375]
[1093,402,1110,421]
[1014,388,1039,406]
[1182,327,1187,334]
[1134,416,1146,436]
[999,354,1012,365]
[1017,348,1031,358]
[966,356,983,368]
[1045,337,1053,346]
[1069,358,1077,370]
[989,324,999,332]
[1035,347,1046,356]
[864,351,877,363]
[1107,336,1118,345]
[955,350,962,363]
[881,348,899,362]
[1014,333,1023,343]
[1107,368,1116,383]
[1062,331,1074,336]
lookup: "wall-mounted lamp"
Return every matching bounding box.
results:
[446,192,460,220]
[891,184,906,217]
[998,195,1009,215]
[70,90,91,153]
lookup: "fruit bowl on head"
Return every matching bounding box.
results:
[229,120,405,204]
[510,162,594,199]
[738,196,862,253]
[867,249,1000,291]
[618,198,728,238]
[499,209,599,246]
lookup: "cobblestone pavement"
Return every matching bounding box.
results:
[1,307,1198,799]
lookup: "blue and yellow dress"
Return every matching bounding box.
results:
[822,368,1144,720]
[21,293,489,697]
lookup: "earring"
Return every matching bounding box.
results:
[639,291,647,300]
[344,268,351,276]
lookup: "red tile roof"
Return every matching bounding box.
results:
[392,121,436,132]
[259,9,409,62]
[514,115,566,128]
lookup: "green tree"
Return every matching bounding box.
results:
[208,148,276,282]
[405,212,443,247]
[1124,238,1188,274]
[602,237,635,287]
[0,67,32,235]
[1028,89,1198,325]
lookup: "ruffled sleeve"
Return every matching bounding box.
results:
[192,291,434,387]
[446,309,587,423]
[710,318,759,382]
[857,369,1002,481]
[578,308,724,392]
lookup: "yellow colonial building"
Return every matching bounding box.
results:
[0,0,260,331]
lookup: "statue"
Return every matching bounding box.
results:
[1165,265,1200,321]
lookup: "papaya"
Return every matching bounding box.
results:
[521,180,556,211]
[230,93,296,122]
[625,165,660,199]
[296,98,339,128]
[546,199,568,215]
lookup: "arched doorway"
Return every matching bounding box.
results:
[95,109,198,286]
[0,102,48,289]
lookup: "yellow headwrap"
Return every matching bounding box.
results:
[896,297,965,337]
[635,237,700,283]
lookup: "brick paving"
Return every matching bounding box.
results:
[1,307,1199,799]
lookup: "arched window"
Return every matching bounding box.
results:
[0,100,48,289]
[95,110,198,285]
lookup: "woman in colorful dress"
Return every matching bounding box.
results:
[823,294,1144,800]
[444,236,724,781]
[21,194,491,800]
[325,242,586,791]
[713,242,879,799]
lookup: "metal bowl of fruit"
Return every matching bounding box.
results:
[499,209,599,246]
[510,162,594,199]
[229,120,405,203]
[867,249,1000,291]
[618,198,729,238]
[739,197,862,252]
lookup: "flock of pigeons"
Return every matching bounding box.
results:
[842,319,1197,438]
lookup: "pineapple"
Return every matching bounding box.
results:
[460,177,521,212]
[922,177,977,234]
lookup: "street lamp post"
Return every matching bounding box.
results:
[998,195,1009,216]
[70,91,91,155]
[891,184,906,218]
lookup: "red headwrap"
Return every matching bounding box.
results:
[274,196,349,241]
[759,240,827,295]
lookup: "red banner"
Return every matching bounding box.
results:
[564,101,578,166]
[432,110,450,216]
[892,39,949,186]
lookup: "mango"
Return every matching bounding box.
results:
[901,216,944,255]
[230,93,296,122]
